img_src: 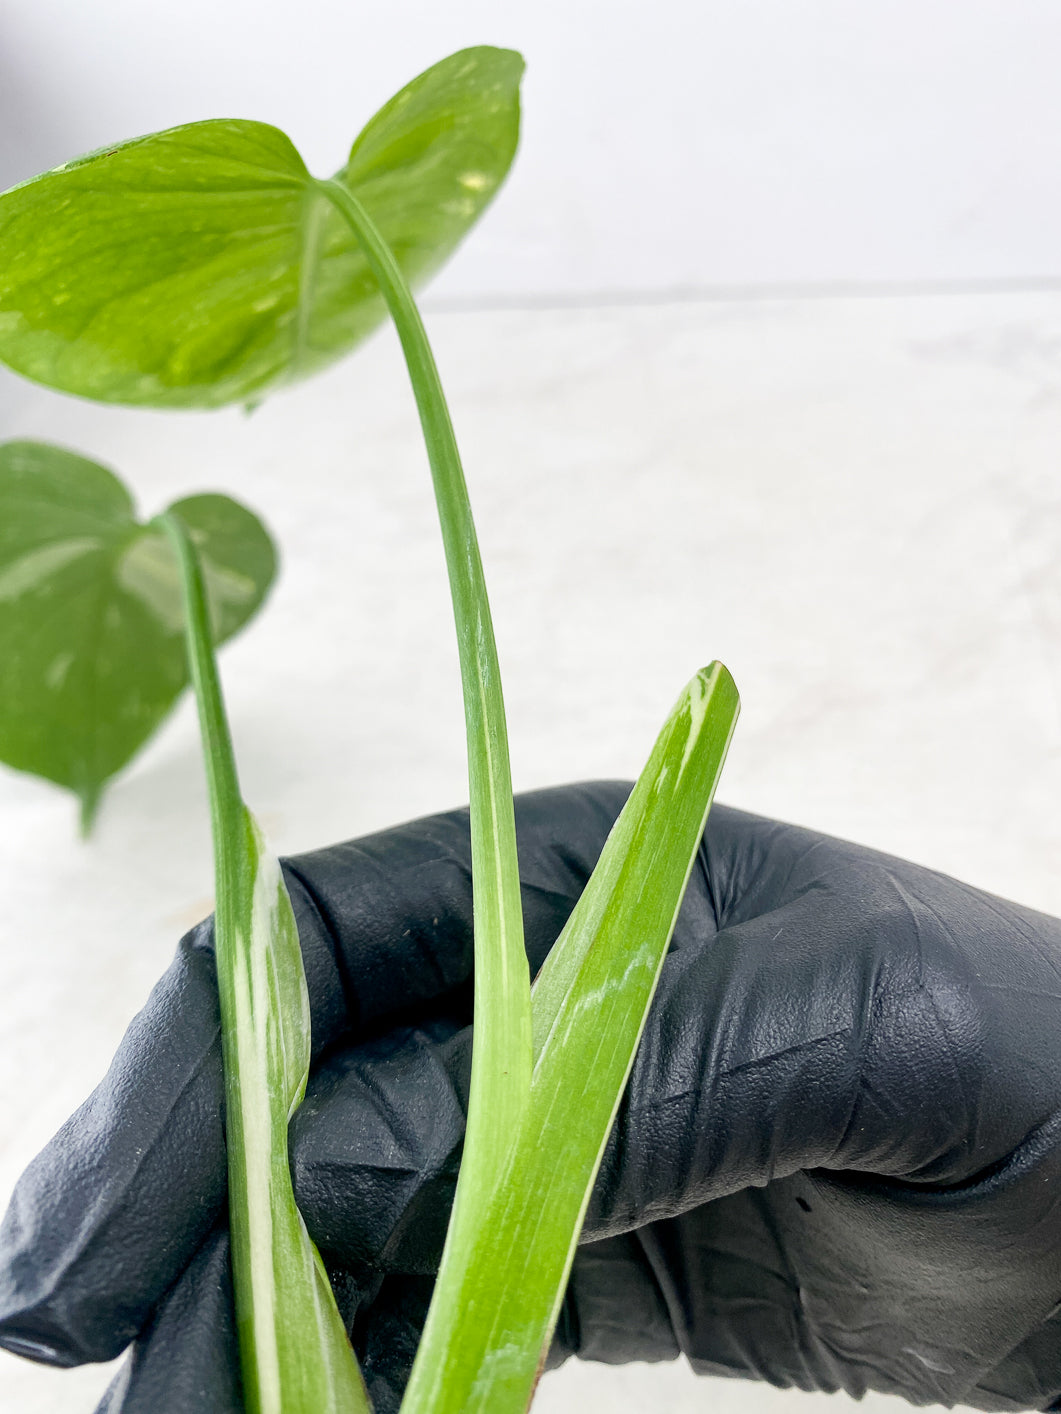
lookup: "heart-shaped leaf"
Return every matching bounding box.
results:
[0,47,523,408]
[0,440,276,829]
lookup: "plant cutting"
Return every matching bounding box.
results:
[0,45,740,1414]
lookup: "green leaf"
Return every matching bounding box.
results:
[0,439,276,829]
[223,809,372,1414]
[400,664,740,1414]
[158,510,370,1414]
[0,47,523,408]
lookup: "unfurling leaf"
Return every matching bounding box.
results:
[0,47,523,408]
[401,663,739,1414]
[0,439,276,829]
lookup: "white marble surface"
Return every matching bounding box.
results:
[3,289,1061,1410]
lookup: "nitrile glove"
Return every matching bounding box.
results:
[2,782,1061,1413]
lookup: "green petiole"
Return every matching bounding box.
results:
[157,510,370,1414]
[316,177,534,1299]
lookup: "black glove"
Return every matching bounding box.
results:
[3,781,1061,1414]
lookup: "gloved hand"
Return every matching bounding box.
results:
[3,781,1061,1414]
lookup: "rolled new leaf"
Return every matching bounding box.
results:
[0,47,523,407]
[0,439,276,831]
[158,510,370,1414]
[400,663,739,1414]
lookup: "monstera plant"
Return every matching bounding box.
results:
[0,47,739,1413]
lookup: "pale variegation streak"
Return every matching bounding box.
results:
[225,810,367,1414]
[118,532,257,634]
[0,537,101,600]
[231,835,285,1411]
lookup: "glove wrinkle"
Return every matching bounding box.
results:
[981,1301,1061,1411]
[290,843,477,1029]
[94,1224,242,1414]
[279,868,354,1057]
[354,1273,434,1414]
[563,1229,680,1367]
[291,1021,470,1277]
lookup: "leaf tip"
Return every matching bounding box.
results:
[699,660,740,714]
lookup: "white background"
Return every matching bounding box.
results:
[4,1,1061,299]
[3,4,1061,1412]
